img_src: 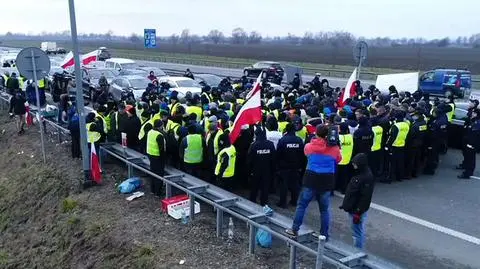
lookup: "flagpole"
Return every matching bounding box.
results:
[68,0,91,186]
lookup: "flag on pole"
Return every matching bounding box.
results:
[229,73,263,144]
[90,143,102,184]
[60,50,99,69]
[60,51,74,69]
[338,68,357,107]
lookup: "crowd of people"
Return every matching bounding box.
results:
[3,68,480,249]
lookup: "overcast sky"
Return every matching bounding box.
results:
[2,0,478,39]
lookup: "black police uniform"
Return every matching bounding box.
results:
[424,113,448,175]
[248,131,276,206]
[276,132,305,207]
[459,117,480,178]
[405,116,427,178]
[353,122,374,156]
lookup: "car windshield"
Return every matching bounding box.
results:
[145,68,167,76]
[88,69,116,79]
[176,79,201,88]
[129,78,150,89]
[198,75,222,86]
[254,62,271,68]
[121,63,137,70]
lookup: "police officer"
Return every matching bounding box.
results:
[86,112,102,150]
[337,123,354,193]
[276,123,304,208]
[205,116,223,183]
[184,68,194,80]
[146,120,166,196]
[138,112,161,153]
[369,110,384,179]
[169,91,181,116]
[353,116,374,156]
[383,111,410,183]
[404,110,427,179]
[215,133,236,191]
[424,104,448,175]
[6,72,19,95]
[179,124,206,178]
[291,73,301,90]
[457,108,480,179]
[94,105,108,143]
[248,125,276,206]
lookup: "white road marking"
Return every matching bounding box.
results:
[334,192,480,246]
[470,176,480,180]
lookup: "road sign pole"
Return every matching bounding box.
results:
[68,0,91,184]
[357,58,362,80]
[30,49,47,163]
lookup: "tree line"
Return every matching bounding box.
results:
[3,29,480,48]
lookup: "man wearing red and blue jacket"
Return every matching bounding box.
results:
[286,125,341,240]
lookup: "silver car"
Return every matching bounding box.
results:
[109,75,151,101]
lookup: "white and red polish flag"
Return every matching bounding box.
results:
[338,68,357,107]
[61,50,99,69]
[90,143,102,184]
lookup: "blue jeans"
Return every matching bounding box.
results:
[349,212,367,249]
[292,187,330,239]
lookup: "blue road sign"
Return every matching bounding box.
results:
[144,29,156,48]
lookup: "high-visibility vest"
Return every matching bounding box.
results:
[95,113,108,134]
[236,98,245,105]
[86,123,101,143]
[19,77,24,89]
[295,126,307,141]
[38,78,46,88]
[138,114,161,140]
[186,106,203,122]
[146,130,165,156]
[2,75,8,86]
[104,113,112,132]
[278,121,288,134]
[202,92,211,103]
[447,103,455,122]
[113,111,119,130]
[392,122,410,148]
[339,134,353,165]
[184,134,203,164]
[207,129,224,156]
[272,110,279,120]
[226,110,234,119]
[215,145,236,178]
[169,102,180,116]
[371,126,383,152]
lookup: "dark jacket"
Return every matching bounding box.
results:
[247,132,276,177]
[353,123,374,155]
[6,77,19,92]
[277,132,304,170]
[303,137,341,191]
[341,153,375,215]
[119,115,141,150]
[464,118,480,150]
[9,91,27,115]
[406,118,427,148]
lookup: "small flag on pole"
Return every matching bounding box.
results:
[90,143,102,184]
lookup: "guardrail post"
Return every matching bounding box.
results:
[99,147,104,170]
[216,207,223,238]
[165,182,172,198]
[248,223,256,255]
[127,163,134,178]
[315,235,327,269]
[289,244,297,269]
[189,194,195,221]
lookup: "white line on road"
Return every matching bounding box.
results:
[334,192,480,246]
[470,176,480,180]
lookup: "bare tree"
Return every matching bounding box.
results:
[302,32,315,45]
[437,37,450,47]
[180,29,191,44]
[129,33,140,43]
[105,30,113,41]
[169,34,179,44]
[287,33,300,45]
[207,29,224,44]
[248,31,262,44]
[231,27,247,44]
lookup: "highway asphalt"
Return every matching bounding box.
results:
[3,48,479,268]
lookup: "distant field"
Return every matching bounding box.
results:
[2,40,479,84]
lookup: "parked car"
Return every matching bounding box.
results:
[97,47,111,61]
[118,69,148,77]
[56,47,67,54]
[136,67,168,78]
[419,69,471,98]
[104,58,137,71]
[243,61,284,81]
[194,74,223,89]
[158,77,202,98]
[109,75,150,101]
[82,68,117,98]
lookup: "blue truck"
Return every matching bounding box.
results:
[419,69,472,98]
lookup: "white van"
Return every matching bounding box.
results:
[104,58,136,71]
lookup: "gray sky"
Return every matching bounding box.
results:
[2,0,478,39]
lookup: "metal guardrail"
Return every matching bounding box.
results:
[99,143,396,269]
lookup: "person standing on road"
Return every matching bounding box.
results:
[457,108,480,179]
[369,111,384,179]
[248,125,276,206]
[146,119,167,196]
[215,132,236,191]
[424,105,448,175]
[205,115,223,184]
[9,88,27,135]
[179,124,206,178]
[404,110,427,179]
[286,125,341,240]
[383,111,409,183]
[184,69,194,80]
[120,105,142,151]
[6,72,19,95]
[276,123,304,208]
[340,153,375,249]
[337,123,354,194]
[353,116,374,157]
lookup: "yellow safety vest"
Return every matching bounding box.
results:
[339,134,353,165]
[392,122,410,148]
[272,110,279,120]
[146,130,165,156]
[215,145,236,178]
[186,106,203,122]
[95,113,108,134]
[38,78,45,88]
[19,77,24,90]
[295,126,307,141]
[278,121,288,134]
[138,114,161,140]
[184,134,203,164]
[447,103,455,122]
[169,102,180,116]
[207,129,224,156]
[371,126,383,152]
[202,92,211,103]
[236,98,245,105]
[86,123,101,143]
